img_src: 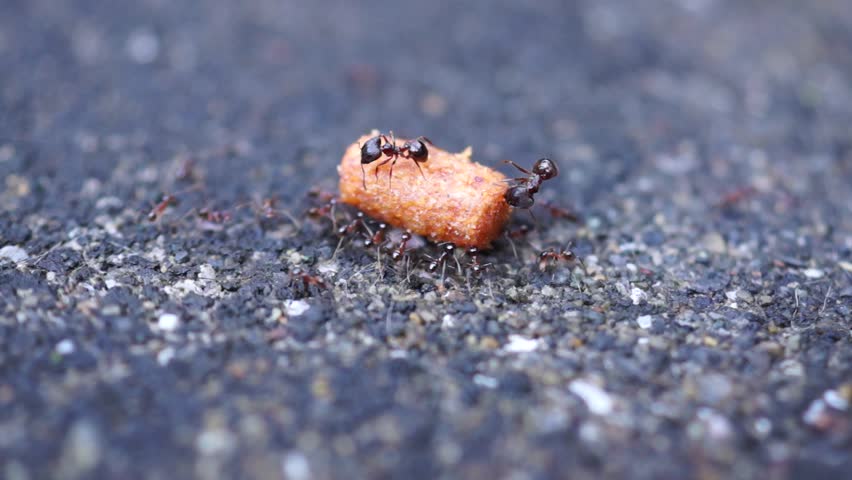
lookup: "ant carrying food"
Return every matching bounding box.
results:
[359,132,432,188]
[503,158,559,214]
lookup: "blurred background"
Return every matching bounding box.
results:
[3,0,850,211]
[1,0,851,479]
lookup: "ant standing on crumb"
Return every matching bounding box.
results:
[359,132,432,188]
[503,158,559,215]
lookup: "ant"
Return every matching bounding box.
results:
[290,268,328,292]
[197,207,231,224]
[465,247,491,276]
[147,194,178,222]
[364,222,387,248]
[359,132,432,188]
[502,158,559,214]
[538,246,583,272]
[391,232,413,261]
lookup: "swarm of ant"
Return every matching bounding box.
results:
[142,135,587,292]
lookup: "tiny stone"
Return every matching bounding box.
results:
[282,451,311,480]
[630,287,648,305]
[802,268,824,279]
[284,300,311,317]
[157,347,175,366]
[824,390,848,411]
[505,335,539,353]
[473,374,498,389]
[636,315,654,329]
[157,313,180,331]
[569,379,614,415]
[0,245,28,262]
[198,264,216,280]
[55,339,75,355]
[126,28,160,64]
[702,232,727,254]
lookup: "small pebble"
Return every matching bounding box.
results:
[157,313,180,331]
[284,300,311,317]
[802,268,824,279]
[630,287,648,305]
[282,451,311,480]
[0,245,28,262]
[636,315,654,329]
[505,335,539,353]
[569,379,614,415]
[126,28,159,64]
[55,339,75,355]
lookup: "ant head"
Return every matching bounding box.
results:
[405,139,428,160]
[361,136,383,164]
[504,185,535,209]
[532,158,558,180]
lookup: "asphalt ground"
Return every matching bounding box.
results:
[1,1,851,479]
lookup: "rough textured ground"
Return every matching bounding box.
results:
[1,1,851,479]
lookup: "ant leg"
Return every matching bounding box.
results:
[502,159,531,175]
[413,159,426,181]
[361,164,367,189]
[527,208,538,225]
[373,156,392,182]
[387,155,399,188]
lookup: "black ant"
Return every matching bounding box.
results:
[502,158,559,214]
[359,132,432,188]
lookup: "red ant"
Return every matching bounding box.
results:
[503,158,559,213]
[197,207,231,224]
[392,232,413,261]
[147,194,178,222]
[291,268,327,291]
[363,222,387,248]
[538,246,582,272]
[359,132,432,188]
[715,185,757,209]
[465,247,491,276]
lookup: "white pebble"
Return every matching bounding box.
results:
[473,374,498,389]
[0,245,28,262]
[157,347,175,366]
[630,287,648,305]
[282,451,311,480]
[803,268,824,279]
[505,335,539,353]
[569,379,614,415]
[55,339,75,355]
[284,300,310,317]
[636,315,654,329]
[824,390,848,411]
[157,313,180,331]
[126,28,159,64]
[198,264,216,281]
[803,398,827,426]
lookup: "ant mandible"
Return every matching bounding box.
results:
[359,132,432,188]
[502,158,559,212]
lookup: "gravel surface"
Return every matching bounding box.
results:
[2,1,851,479]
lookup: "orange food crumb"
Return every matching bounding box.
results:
[338,133,511,249]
